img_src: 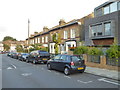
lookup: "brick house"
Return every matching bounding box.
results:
[25,14,93,54]
[85,1,120,47]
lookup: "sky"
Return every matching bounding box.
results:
[0,0,109,41]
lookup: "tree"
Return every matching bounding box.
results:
[3,36,17,41]
[3,44,10,51]
[16,45,24,52]
[52,33,61,54]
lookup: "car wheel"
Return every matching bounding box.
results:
[64,67,70,75]
[47,64,52,70]
[44,62,47,64]
[79,69,85,73]
[33,60,36,64]
[26,59,29,63]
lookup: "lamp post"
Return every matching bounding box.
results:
[28,19,30,53]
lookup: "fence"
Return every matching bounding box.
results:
[87,55,100,64]
[82,54,120,71]
[106,56,120,67]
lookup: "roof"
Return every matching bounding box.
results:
[94,1,112,10]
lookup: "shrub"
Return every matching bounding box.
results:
[73,46,88,55]
[88,47,103,56]
[106,44,119,59]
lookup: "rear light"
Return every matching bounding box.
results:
[70,62,75,66]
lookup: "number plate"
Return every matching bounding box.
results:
[43,58,47,60]
[78,67,84,70]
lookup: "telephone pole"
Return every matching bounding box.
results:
[28,19,30,53]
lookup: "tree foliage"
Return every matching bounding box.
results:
[88,47,103,56]
[3,44,10,51]
[3,36,17,41]
[16,45,24,52]
[52,33,61,54]
[73,46,88,55]
[106,44,120,59]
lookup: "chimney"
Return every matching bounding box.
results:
[43,26,49,32]
[59,19,66,25]
[34,32,38,35]
[30,34,34,37]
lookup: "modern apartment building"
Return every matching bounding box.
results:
[85,1,120,47]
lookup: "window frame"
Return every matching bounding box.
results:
[104,22,111,36]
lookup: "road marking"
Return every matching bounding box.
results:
[98,78,120,86]
[47,70,51,72]
[64,76,71,79]
[77,80,93,84]
[11,64,16,69]
[7,67,13,70]
[21,73,32,76]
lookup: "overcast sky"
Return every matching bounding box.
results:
[0,0,109,41]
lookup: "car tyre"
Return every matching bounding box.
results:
[47,64,52,70]
[79,69,85,73]
[26,59,29,63]
[33,60,36,64]
[64,67,70,75]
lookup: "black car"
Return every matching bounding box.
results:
[47,54,86,75]
[26,50,50,64]
[18,53,29,61]
[11,52,20,59]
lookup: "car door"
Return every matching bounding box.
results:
[57,55,67,71]
[51,55,61,70]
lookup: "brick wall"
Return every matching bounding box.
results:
[83,54,120,71]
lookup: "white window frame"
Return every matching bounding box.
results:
[42,37,44,43]
[38,38,40,43]
[45,36,48,42]
[70,29,75,38]
[64,31,68,39]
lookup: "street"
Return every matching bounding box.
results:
[1,54,119,88]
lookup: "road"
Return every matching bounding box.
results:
[1,54,120,88]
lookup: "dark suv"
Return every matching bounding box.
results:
[47,54,86,75]
[26,50,50,64]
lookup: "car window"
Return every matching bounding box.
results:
[54,55,61,60]
[71,56,80,62]
[60,55,67,61]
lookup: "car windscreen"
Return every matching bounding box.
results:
[22,53,29,56]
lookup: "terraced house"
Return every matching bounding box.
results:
[26,13,93,54]
[85,1,120,47]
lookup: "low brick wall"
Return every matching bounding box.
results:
[83,54,120,71]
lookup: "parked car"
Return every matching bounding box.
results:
[26,50,50,64]
[18,53,29,61]
[11,52,20,59]
[7,52,15,57]
[47,54,86,75]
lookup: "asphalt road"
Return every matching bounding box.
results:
[1,54,120,88]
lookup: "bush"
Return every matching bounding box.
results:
[106,44,119,59]
[73,46,88,55]
[88,47,103,56]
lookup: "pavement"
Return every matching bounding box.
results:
[85,66,120,81]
